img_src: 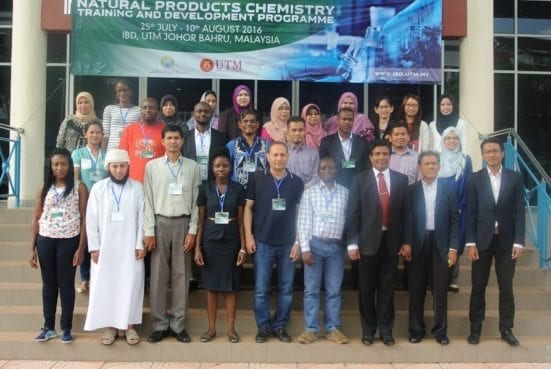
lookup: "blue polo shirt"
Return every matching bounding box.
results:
[246,169,304,246]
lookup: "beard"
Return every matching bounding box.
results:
[109,172,129,185]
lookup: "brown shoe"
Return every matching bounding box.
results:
[77,281,89,294]
[298,331,318,344]
[326,329,348,344]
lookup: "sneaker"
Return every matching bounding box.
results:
[35,328,57,342]
[61,329,73,343]
[326,329,348,344]
[77,281,89,294]
[298,331,318,344]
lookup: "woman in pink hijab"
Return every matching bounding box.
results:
[324,92,375,142]
[260,97,291,143]
[301,103,327,151]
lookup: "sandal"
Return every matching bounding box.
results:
[125,328,141,345]
[100,328,117,345]
[200,331,216,342]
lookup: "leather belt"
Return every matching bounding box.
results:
[312,236,341,245]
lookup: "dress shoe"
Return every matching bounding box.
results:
[227,332,240,343]
[255,328,270,343]
[361,335,374,345]
[501,330,520,346]
[380,335,395,346]
[467,331,480,345]
[173,329,191,343]
[148,329,169,343]
[436,335,450,345]
[272,327,291,343]
[408,336,423,344]
[200,331,216,342]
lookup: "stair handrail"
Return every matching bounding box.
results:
[0,122,23,207]
[484,128,550,269]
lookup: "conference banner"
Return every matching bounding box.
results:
[71,0,442,83]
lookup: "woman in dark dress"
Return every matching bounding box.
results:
[194,147,246,343]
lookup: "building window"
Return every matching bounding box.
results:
[494,0,514,34]
[518,0,551,35]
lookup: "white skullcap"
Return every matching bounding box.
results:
[104,149,130,170]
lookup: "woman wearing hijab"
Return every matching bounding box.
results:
[160,95,187,134]
[218,85,253,140]
[56,91,100,152]
[324,92,375,142]
[260,97,291,143]
[428,94,468,153]
[438,126,472,293]
[301,103,327,151]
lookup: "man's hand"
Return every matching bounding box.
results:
[135,249,147,260]
[467,246,479,261]
[302,251,314,265]
[245,234,256,254]
[348,249,360,261]
[144,236,156,251]
[448,250,458,266]
[236,251,246,266]
[183,234,196,253]
[289,243,301,262]
[512,247,523,260]
[399,244,412,262]
[91,251,99,264]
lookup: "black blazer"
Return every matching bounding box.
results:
[347,169,412,256]
[181,128,228,181]
[409,179,459,262]
[465,167,525,250]
[318,133,370,189]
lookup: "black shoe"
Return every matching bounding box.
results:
[148,329,170,343]
[361,335,374,345]
[467,331,480,345]
[409,336,422,344]
[255,328,270,343]
[436,335,449,345]
[173,329,191,343]
[501,330,519,346]
[272,327,291,343]
[380,335,395,346]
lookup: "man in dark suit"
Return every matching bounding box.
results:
[347,140,412,346]
[408,151,459,345]
[319,108,369,189]
[181,101,228,182]
[466,137,525,346]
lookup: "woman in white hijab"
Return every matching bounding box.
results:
[438,126,472,293]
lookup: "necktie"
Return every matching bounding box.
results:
[378,172,390,227]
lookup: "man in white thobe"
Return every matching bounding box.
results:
[84,149,146,345]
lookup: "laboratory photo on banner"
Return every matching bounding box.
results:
[71,0,442,84]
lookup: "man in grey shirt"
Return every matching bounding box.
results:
[286,116,319,187]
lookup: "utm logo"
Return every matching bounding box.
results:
[200,59,214,72]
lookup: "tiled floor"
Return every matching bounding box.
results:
[1,363,551,369]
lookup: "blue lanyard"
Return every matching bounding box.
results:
[140,122,155,144]
[323,186,337,209]
[53,186,65,208]
[215,185,228,212]
[242,137,258,160]
[273,174,286,198]
[166,158,183,182]
[86,146,101,171]
[110,181,125,211]
[118,107,130,124]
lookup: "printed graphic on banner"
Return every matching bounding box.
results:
[71,0,442,83]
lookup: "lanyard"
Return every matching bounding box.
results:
[215,185,228,212]
[118,107,130,124]
[242,137,258,160]
[323,186,337,209]
[86,146,100,171]
[140,122,156,144]
[166,158,183,182]
[273,174,286,198]
[198,131,209,155]
[53,186,65,208]
[110,180,125,211]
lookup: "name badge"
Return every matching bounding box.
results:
[243,159,256,173]
[50,207,65,220]
[140,150,154,159]
[272,198,286,211]
[197,155,208,165]
[168,182,183,195]
[320,211,336,223]
[342,159,356,169]
[81,158,92,170]
[215,211,230,224]
[111,212,125,222]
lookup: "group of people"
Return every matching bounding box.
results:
[30,80,524,348]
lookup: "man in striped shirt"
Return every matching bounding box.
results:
[297,157,349,344]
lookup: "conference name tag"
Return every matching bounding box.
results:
[272,198,286,211]
[140,150,154,159]
[50,208,65,220]
[214,211,230,224]
[111,212,125,222]
[320,211,336,223]
[341,159,356,169]
[243,159,256,173]
[168,182,183,195]
[81,158,92,170]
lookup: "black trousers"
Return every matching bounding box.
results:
[469,234,516,333]
[357,232,398,337]
[36,234,79,331]
[408,232,449,337]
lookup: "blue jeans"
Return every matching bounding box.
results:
[303,238,345,332]
[253,242,295,330]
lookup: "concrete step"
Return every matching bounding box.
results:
[1,306,550,337]
[0,330,549,363]
[0,225,31,242]
[2,283,551,311]
[0,208,33,225]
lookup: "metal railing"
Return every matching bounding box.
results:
[0,123,24,208]
[487,129,551,269]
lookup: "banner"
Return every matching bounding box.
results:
[71,0,442,83]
